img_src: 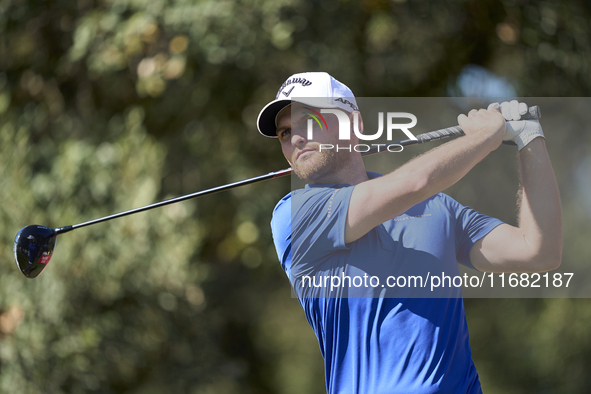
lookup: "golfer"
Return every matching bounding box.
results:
[257,72,562,393]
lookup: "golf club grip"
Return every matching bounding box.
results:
[522,105,541,120]
[417,105,541,144]
[416,126,464,143]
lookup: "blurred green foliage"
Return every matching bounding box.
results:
[1,0,591,392]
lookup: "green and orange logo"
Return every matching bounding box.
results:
[303,107,328,136]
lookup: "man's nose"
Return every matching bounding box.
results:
[291,133,307,148]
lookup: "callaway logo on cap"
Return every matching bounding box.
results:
[257,72,359,138]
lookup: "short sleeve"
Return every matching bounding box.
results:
[271,193,293,276]
[442,194,505,270]
[292,186,354,251]
[270,185,355,281]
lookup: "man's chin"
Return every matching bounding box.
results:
[292,156,331,183]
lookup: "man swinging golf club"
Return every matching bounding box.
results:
[257,72,562,393]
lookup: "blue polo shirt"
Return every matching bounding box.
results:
[271,173,504,394]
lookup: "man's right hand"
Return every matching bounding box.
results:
[457,105,506,152]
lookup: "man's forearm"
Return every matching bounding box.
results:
[517,138,563,268]
[389,129,500,204]
[346,115,504,244]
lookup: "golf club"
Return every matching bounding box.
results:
[14,105,541,278]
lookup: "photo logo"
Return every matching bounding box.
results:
[305,108,418,153]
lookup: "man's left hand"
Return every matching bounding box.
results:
[488,100,545,150]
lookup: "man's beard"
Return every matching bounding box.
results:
[292,146,348,183]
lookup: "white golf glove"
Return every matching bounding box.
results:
[488,100,545,150]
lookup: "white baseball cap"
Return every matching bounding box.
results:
[257,72,359,137]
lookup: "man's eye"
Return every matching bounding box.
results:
[280,129,291,139]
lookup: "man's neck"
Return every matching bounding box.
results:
[308,155,369,186]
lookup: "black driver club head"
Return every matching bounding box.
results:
[14,225,57,279]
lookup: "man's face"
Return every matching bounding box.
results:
[275,105,349,182]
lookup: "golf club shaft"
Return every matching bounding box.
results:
[54,168,292,234]
[54,105,540,235]
[50,126,464,235]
